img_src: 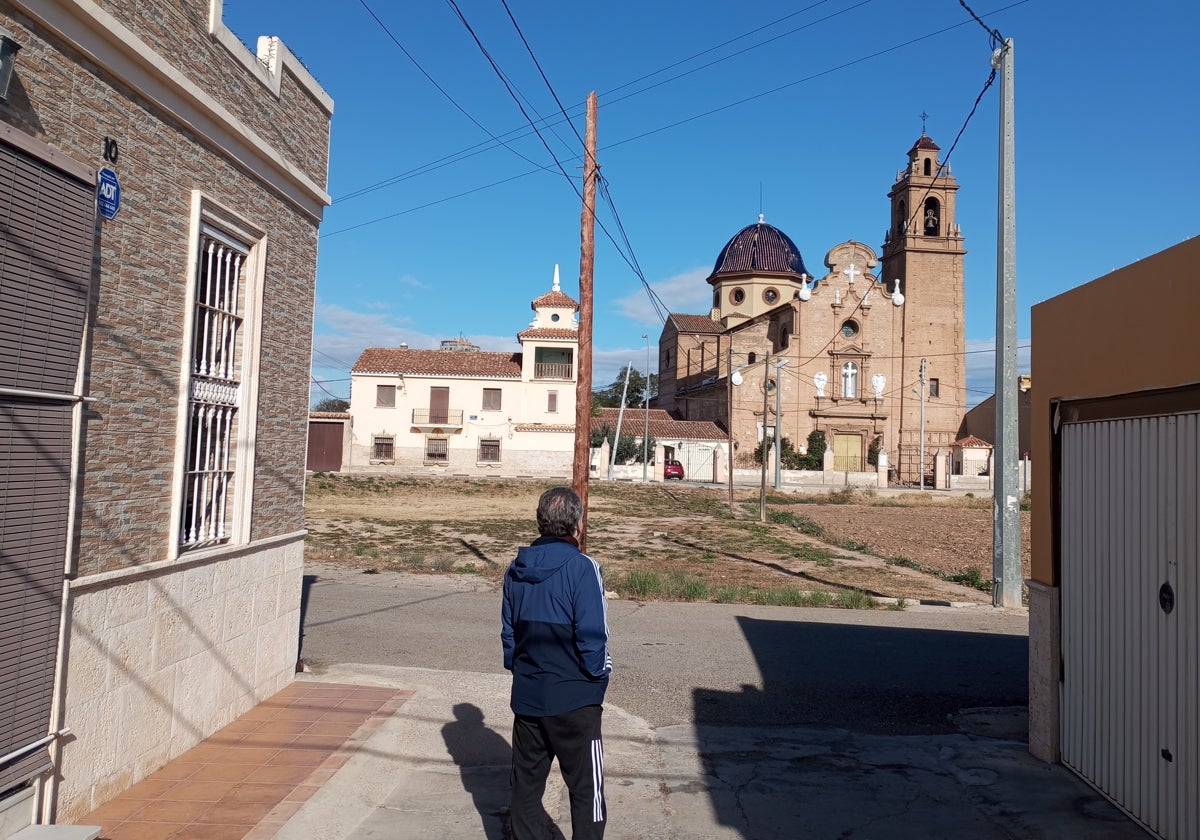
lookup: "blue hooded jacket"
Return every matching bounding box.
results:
[502,536,611,717]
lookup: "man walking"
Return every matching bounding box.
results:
[502,487,611,839]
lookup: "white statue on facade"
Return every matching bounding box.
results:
[872,373,886,399]
[814,371,827,398]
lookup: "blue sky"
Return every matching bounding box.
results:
[222,0,1199,408]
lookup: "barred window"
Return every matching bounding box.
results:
[479,439,501,463]
[482,387,502,411]
[180,229,246,549]
[377,385,396,407]
[425,437,448,463]
[373,436,395,460]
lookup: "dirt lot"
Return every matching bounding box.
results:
[304,475,1031,607]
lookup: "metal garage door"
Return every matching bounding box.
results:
[0,135,94,794]
[1060,405,1199,839]
[306,420,344,472]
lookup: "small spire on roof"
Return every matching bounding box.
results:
[920,110,929,135]
[758,213,765,224]
[552,263,560,292]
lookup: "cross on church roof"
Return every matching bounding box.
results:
[921,111,929,133]
[843,263,861,285]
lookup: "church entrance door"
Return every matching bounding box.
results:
[832,433,863,472]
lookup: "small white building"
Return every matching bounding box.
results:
[348,270,579,475]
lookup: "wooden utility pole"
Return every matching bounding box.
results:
[572,91,598,550]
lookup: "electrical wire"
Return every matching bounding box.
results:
[331,0,1028,210]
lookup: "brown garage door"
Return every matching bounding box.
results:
[306,421,344,472]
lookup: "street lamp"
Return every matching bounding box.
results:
[642,334,650,482]
[731,351,787,522]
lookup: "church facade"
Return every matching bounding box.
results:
[656,135,967,483]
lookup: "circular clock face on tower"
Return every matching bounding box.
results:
[841,320,860,339]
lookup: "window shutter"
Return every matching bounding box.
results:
[0,139,95,792]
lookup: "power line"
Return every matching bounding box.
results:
[322,1,1030,238]
[357,0,558,176]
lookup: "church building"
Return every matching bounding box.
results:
[655,134,967,482]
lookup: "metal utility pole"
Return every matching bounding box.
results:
[773,359,789,490]
[726,342,735,511]
[608,362,631,480]
[992,40,1021,608]
[642,333,650,482]
[572,92,597,550]
[759,349,771,522]
[918,357,927,491]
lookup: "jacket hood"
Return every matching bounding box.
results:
[509,536,576,584]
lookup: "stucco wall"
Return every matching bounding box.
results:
[1030,236,1200,586]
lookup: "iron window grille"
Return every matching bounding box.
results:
[180,229,246,549]
[479,439,501,462]
[373,436,395,460]
[425,436,448,463]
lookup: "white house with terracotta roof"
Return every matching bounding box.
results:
[589,407,728,482]
[347,270,579,475]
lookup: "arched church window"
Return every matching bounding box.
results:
[713,289,720,309]
[923,158,932,176]
[923,198,940,236]
[896,200,907,235]
[748,352,757,365]
[842,361,859,399]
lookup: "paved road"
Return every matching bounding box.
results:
[301,563,1028,733]
[292,563,1147,839]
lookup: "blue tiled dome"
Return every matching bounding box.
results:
[710,218,809,279]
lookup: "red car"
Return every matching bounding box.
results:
[663,459,685,480]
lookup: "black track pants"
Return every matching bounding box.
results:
[510,704,605,839]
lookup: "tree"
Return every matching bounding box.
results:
[313,397,349,412]
[593,366,657,409]
[590,425,656,464]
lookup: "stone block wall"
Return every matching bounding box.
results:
[56,538,304,821]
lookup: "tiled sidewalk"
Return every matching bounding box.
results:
[77,681,411,840]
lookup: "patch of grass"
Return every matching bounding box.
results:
[623,569,664,599]
[713,584,744,603]
[429,556,455,573]
[887,598,908,611]
[753,586,805,606]
[667,573,710,602]
[400,554,426,568]
[454,564,481,574]
[826,488,856,505]
[836,537,871,554]
[789,543,835,563]
[836,589,876,609]
[948,566,992,592]
[805,590,833,607]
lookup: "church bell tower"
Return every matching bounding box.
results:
[880,133,968,482]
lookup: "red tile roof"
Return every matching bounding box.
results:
[952,435,993,448]
[532,290,579,310]
[910,134,941,153]
[592,407,726,440]
[669,313,723,335]
[514,423,575,432]
[352,347,522,378]
[517,327,578,340]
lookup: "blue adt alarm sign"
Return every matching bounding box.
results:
[97,167,121,219]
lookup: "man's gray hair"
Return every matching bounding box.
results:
[536,487,583,538]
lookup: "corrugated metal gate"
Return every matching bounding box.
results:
[0,136,94,793]
[1060,406,1199,839]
